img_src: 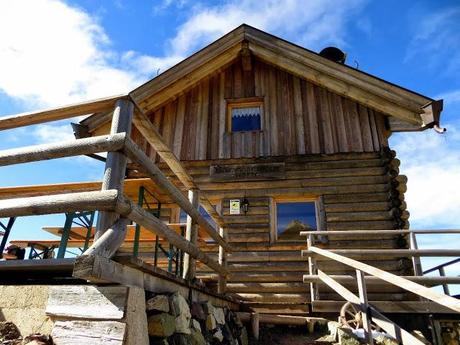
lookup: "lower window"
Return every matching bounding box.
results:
[276,201,317,241]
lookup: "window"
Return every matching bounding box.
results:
[227,98,263,132]
[276,201,317,241]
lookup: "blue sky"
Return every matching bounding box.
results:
[0,0,459,286]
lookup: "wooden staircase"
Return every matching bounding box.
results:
[300,229,460,344]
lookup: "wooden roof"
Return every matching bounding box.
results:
[124,24,442,131]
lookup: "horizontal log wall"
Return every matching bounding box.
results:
[130,57,389,161]
[128,150,411,312]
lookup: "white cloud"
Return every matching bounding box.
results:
[0,0,144,110]
[391,125,460,228]
[437,89,460,105]
[166,0,365,57]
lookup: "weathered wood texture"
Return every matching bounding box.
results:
[127,150,410,309]
[51,320,126,345]
[129,57,388,161]
[46,286,127,320]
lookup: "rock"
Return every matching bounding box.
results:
[374,334,399,345]
[147,295,170,313]
[191,303,206,321]
[206,314,217,331]
[190,329,206,345]
[213,307,225,325]
[327,321,341,341]
[150,339,169,345]
[337,327,361,345]
[191,319,201,332]
[175,313,191,335]
[171,293,191,319]
[213,329,224,342]
[169,334,192,345]
[23,334,53,345]
[202,301,215,315]
[0,321,21,341]
[148,313,176,337]
[239,327,249,345]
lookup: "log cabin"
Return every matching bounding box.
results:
[0,24,458,343]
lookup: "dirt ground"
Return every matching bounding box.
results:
[250,325,334,345]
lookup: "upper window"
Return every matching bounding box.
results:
[276,201,317,241]
[227,98,263,132]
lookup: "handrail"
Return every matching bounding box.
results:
[305,245,460,313]
[423,258,460,275]
[300,229,460,236]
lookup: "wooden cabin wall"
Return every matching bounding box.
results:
[133,150,410,314]
[131,57,389,162]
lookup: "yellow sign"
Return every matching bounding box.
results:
[229,199,240,215]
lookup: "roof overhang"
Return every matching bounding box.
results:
[127,25,443,132]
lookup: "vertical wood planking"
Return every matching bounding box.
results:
[368,109,381,151]
[133,57,393,161]
[344,98,364,152]
[358,104,374,152]
[293,76,305,154]
[173,95,186,157]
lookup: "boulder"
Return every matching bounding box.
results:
[190,329,206,345]
[374,334,399,345]
[327,321,341,341]
[213,329,224,342]
[175,314,191,335]
[147,295,170,313]
[171,293,191,319]
[191,319,201,332]
[337,327,361,345]
[239,327,249,345]
[23,334,53,345]
[0,321,21,341]
[202,301,215,315]
[148,313,176,337]
[213,308,225,325]
[206,314,217,331]
[191,303,206,321]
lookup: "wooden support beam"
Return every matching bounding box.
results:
[123,137,231,252]
[131,108,226,228]
[0,190,118,218]
[183,189,199,280]
[73,255,238,309]
[0,133,126,167]
[95,99,133,247]
[316,270,426,345]
[83,218,130,258]
[115,195,228,276]
[218,225,228,294]
[309,246,460,313]
[251,312,259,341]
[356,270,373,345]
[0,94,125,130]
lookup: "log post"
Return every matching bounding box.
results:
[251,312,260,340]
[94,98,134,252]
[356,269,373,344]
[217,202,227,294]
[183,189,199,280]
[307,234,318,301]
[218,225,228,294]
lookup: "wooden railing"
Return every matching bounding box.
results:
[301,229,460,344]
[0,96,230,289]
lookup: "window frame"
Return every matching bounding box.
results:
[270,197,322,243]
[226,97,264,133]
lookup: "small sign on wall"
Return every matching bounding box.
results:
[229,199,241,215]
